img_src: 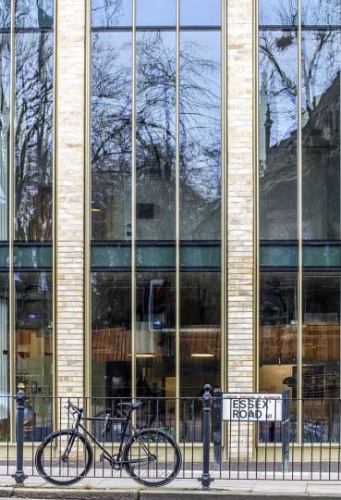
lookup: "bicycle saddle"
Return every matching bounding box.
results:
[116,401,143,410]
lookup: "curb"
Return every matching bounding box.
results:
[0,488,138,500]
[1,488,341,500]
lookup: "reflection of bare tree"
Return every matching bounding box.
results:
[92,0,126,27]
[15,31,53,241]
[91,29,221,240]
[0,5,11,242]
[0,3,53,242]
[0,1,10,27]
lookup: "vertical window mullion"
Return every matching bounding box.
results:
[297,0,303,445]
[9,0,16,440]
[131,0,137,401]
[175,0,180,440]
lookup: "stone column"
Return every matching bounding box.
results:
[227,0,255,457]
[55,0,86,400]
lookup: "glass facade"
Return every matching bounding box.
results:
[259,0,341,442]
[91,0,222,436]
[0,0,54,440]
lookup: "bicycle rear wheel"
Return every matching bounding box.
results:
[123,428,181,487]
[35,430,93,486]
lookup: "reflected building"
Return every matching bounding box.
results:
[259,0,341,443]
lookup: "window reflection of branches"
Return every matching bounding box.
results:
[91,27,221,241]
[14,27,53,241]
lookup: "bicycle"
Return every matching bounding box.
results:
[35,399,182,487]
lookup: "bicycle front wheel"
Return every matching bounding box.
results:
[35,430,93,486]
[123,429,181,487]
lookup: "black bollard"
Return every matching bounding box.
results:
[213,388,223,471]
[200,384,214,489]
[13,384,27,486]
[282,389,290,473]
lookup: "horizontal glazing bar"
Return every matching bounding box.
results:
[91,26,221,31]
[260,242,341,268]
[0,244,9,269]
[91,242,220,269]
[13,244,52,269]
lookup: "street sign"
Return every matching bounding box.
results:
[222,393,282,422]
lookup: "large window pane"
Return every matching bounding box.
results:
[302,28,341,240]
[300,4,341,443]
[260,0,298,26]
[302,275,341,441]
[15,271,53,439]
[259,28,298,240]
[0,273,9,439]
[137,0,175,26]
[180,271,220,442]
[180,31,221,241]
[91,32,132,241]
[136,30,176,241]
[259,273,297,366]
[15,0,53,28]
[91,271,132,400]
[15,32,53,242]
[181,0,220,26]
[0,32,10,242]
[259,272,298,442]
[135,272,175,410]
[302,0,341,26]
[0,31,10,425]
[92,0,132,27]
[0,2,10,28]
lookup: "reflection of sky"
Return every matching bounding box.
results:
[92,0,220,27]
[137,0,176,25]
[260,0,341,26]
[180,0,220,25]
[259,0,297,26]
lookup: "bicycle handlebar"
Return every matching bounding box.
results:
[65,398,144,419]
[66,399,83,415]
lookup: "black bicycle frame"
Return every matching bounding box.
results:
[65,407,152,467]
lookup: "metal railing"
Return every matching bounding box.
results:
[2,387,341,486]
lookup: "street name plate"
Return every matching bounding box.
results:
[222,393,282,422]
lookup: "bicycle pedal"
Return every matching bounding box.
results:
[99,453,104,462]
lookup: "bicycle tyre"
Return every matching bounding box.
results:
[123,428,181,487]
[35,430,93,486]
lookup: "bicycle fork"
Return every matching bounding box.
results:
[61,431,78,463]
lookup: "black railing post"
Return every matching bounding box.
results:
[13,383,27,486]
[282,389,290,473]
[213,388,223,471]
[200,384,214,489]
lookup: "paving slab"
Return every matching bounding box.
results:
[306,482,341,497]
[3,475,341,499]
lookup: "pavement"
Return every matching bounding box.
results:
[1,474,341,499]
